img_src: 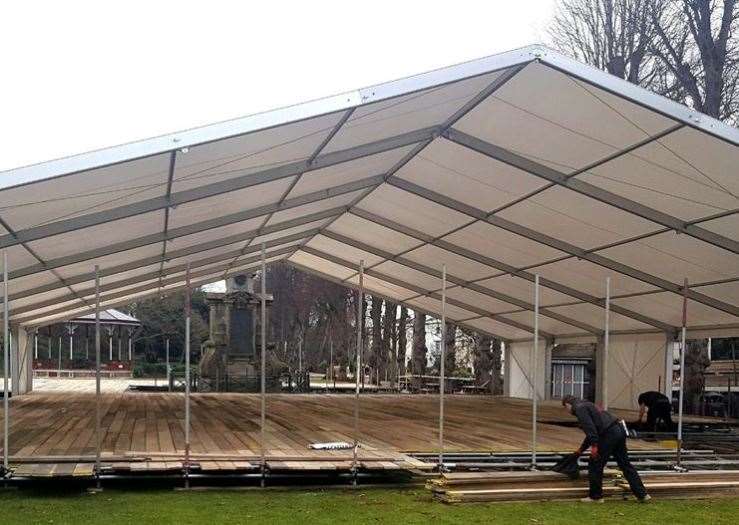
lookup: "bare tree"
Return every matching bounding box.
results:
[651,0,739,121]
[444,321,457,379]
[411,312,427,390]
[369,296,383,383]
[550,0,657,83]
[397,306,408,379]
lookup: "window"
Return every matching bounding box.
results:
[551,361,590,399]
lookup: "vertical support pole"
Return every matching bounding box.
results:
[531,274,539,469]
[329,339,334,391]
[184,263,192,488]
[352,260,364,485]
[34,331,38,360]
[166,338,171,392]
[438,264,447,472]
[603,276,610,411]
[94,265,101,488]
[677,278,688,467]
[108,334,113,362]
[58,336,62,373]
[260,243,267,487]
[48,334,52,360]
[69,326,74,361]
[3,251,9,474]
[128,336,132,362]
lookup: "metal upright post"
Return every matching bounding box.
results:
[184,264,192,488]
[3,251,9,474]
[165,338,171,392]
[34,331,38,360]
[677,278,688,467]
[604,277,610,411]
[94,265,102,488]
[329,339,334,391]
[438,264,447,472]
[260,243,267,487]
[531,274,540,469]
[352,260,364,485]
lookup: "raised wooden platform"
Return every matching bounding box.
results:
[0,393,664,478]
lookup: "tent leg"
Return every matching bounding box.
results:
[94,265,102,490]
[438,264,447,472]
[184,264,191,488]
[3,251,9,476]
[352,260,364,486]
[677,278,688,469]
[531,274,539,469]
[260,243,267,488]
[604,277,610,410]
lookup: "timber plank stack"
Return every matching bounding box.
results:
[429,470,739,503]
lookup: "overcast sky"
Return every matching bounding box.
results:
[1,1,556,172]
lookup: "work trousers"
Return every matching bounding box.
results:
[588,424,647,500]
[646,400,674,431]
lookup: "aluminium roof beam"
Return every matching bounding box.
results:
[300,245,560,338]
[443,128,739,254]
[348,208,675,332]
[318,230,600,334]
[7,173,381,281]
[0,126,436,250]
[287,259,512,343]
[386,178,739,318]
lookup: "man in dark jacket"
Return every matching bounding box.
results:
[637,391,673,431]
[562,395,650,503]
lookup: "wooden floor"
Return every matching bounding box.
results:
[1,392,659,477]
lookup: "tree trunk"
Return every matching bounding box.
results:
[370,297,383,383]
[411,312,427,390]
[383,301,397,384]
[473,333,493,389]
[444,322,457,379]
[491,338,503,395]
[397,307,408,379]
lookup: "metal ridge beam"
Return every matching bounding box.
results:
[300,245,557,338]
[348,208,675,332]
[294,62,529,271]
[444,128,739,254]
[317,230,600,334]
[387,178,739,318]
[0,126,436,250]
[8,173,382,281]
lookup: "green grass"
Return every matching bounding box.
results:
[1,486,737,524]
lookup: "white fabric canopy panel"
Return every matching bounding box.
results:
[0,44,734,339]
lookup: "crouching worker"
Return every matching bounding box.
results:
[637,390,674,431]
[561,395,650,503]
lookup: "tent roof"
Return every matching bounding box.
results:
[1,44,737,340]
[72,308,140,325]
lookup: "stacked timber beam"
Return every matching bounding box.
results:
[428,470,739,503]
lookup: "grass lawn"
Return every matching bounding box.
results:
[1,486,737,524]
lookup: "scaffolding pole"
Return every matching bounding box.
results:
[604,276,610,411]
[94,265,101,488]
[531,274,539,468]
[352,260,364,485]
[3,251,9,474]
[438,264,447,472]
[260,243,267,487]
[184,263,192,488]
[677,277,688,467]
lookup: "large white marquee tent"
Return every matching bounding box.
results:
[1,45,737,410]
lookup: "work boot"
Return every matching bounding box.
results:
[637,494,652,503]
[579,497,604,503]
